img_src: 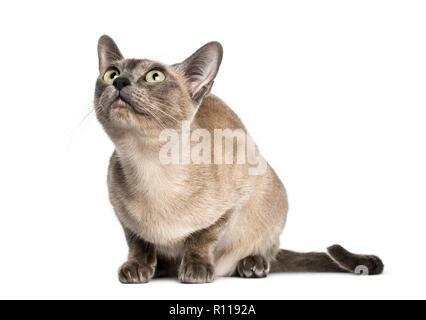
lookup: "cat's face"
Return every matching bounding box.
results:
[95,35,222,136]
[95,58,193,133]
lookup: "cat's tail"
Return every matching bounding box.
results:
[270,244,384,275]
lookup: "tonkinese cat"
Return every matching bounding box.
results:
[94,35,383,283]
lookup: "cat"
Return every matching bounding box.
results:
[94,35,383,283]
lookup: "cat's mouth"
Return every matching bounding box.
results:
[112,96,131,110]
[111,96,136,113]
[111,96,151,119]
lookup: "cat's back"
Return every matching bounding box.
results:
[195,94,247,132]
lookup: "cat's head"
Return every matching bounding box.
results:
[94,35,222,136]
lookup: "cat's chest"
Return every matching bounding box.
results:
[110,158,194,245]
[124,197,193,246]
[108,150,228,246]
[112,177,222,247]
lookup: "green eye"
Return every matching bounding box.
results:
[103,68,120,83]
[145,70,165,83]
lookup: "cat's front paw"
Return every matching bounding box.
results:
[118,260,155,284]
[237,255,270,278]
[178,261,215,284]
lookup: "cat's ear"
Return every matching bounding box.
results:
[175,41,223,102]
[97,35,123,73]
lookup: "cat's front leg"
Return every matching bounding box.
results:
[118,226,157,284]
[178,212,232,284]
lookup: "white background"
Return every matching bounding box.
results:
[0,0,425,300]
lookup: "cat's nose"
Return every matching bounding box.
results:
[113,77,131,90]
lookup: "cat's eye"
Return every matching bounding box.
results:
[103,68,120,83]
[145,70,165,83]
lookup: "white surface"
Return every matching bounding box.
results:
[0,0,425,299]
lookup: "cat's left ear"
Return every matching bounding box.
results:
[174,41,223,103]
[97,35,123,73]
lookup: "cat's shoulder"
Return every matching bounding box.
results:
[195,94,246,131]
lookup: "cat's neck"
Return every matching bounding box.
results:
[112,131,187,197]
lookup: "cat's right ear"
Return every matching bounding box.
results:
[97,35,123,73]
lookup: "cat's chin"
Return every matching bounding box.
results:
[109,98,134,120]
[107,98,134,124]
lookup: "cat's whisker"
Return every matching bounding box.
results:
[76,104,96,130]
[147,110,167,130]
[144,103,180,125]
[148,100,180,124]
[137,93,180,125]
[69,102,97,143]
[133,99,167,130]
[131,89,177,128]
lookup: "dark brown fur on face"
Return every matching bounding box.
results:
[94,35,384,284]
